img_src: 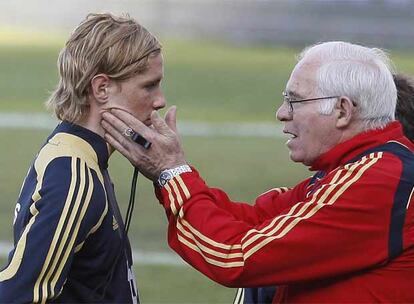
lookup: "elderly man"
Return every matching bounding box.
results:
[102,41,414,302]
[238,72,414,304]
[0,13,165,303]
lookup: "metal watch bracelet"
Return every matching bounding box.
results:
[157,165,192,187]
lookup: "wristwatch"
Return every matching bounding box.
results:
[157,165,192,187]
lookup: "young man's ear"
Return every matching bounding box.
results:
[335,96,355,128]
[90,74,110,104]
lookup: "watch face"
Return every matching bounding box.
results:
[159,171,173,186]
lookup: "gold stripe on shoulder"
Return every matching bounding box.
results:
[387,140,411,150]
[48,133,100,170]
[31,132,101,205]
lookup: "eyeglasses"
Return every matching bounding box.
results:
[282,91,340,113]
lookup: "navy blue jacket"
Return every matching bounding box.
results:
[0,122,139,303]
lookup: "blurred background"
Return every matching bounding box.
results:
[0,0,414,303]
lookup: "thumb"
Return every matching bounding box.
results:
[150,110,170,134]
[164,106,177,133]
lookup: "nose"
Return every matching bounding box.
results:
[276,102,291,122]
[153,90,167,110]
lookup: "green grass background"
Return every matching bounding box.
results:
[1,31,414,303]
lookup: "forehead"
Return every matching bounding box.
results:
[138,53,164,81]
[286,60,319,98]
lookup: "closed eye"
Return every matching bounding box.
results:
[144,79,162,90]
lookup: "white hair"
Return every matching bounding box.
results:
[298,41,397,130]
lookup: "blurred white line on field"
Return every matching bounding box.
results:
[0,241,186,267]
[0,112,284,138]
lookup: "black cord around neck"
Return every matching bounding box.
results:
[125,167,139,235]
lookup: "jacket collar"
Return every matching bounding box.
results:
[310,121,408,172]
[52,121,109,169]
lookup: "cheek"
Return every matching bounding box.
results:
[135,95,153,111]
[304,121,337,157]
[131,96,155,118]
[126,89,149,109]
[295,121,323,156]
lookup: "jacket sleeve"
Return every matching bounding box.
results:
[0,156,106,303]
[155,153,400,287]
[207,177,312,226]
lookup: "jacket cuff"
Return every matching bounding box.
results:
[154,166,204,216]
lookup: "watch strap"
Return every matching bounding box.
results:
[158,165,192,187]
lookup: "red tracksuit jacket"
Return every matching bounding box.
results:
[155,121,414,303]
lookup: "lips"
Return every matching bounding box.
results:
[283,130,298,148]
[283,130,298,139]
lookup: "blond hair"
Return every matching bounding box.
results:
[47,13,161,123]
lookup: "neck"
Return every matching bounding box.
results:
[338,120,367,144]
[77,108,115,156]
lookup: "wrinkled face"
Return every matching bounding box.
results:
[106,53,166,126]
[276,61,341,166]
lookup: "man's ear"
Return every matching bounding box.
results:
[90,74,110,105]
[335,96,355,128]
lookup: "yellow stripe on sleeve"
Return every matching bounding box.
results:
[241,157,362,248]
[165,183,178,216]
[242,157,369,254]
[244,154,381,260]
[177,235,244,268]
[177,220,243,259]
[33,157,79,303]
[39,158,87,303]
[173,153,383,268]
[50,165,94,298]
[0,132,104,301]
[170,179,184,208]
[175,175,191,199]
[0,204,39,281]
[180,219,242,250]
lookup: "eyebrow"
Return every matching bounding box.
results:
[285,90,303,99]
[144,76,163,85]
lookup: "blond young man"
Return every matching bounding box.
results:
[0,13,165,303]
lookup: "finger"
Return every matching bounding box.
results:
[101,118,131,150]
[110,108,153,138]
[102,119,147,163]
[164,106,177,133]
[102,111,130,135]
[104,131,138,163]
[150,110,171,134]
